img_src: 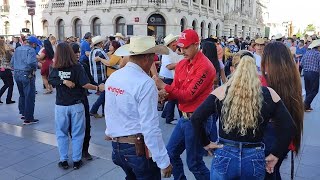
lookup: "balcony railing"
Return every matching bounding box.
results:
[110,0,127,4]
[52,0,65,8]
[69,0,84,7]
[0,5,10,13]
[87,0,102,6]
[148,0,167,3]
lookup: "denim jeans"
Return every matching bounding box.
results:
[304,71,319,109]
[112,142,161,180]
[161,78,181,123]
[206,115,218,142]
[55,103,85,162]
[90,91,105,114]
[211,138,265,180]
[14,70,36,120]
[0,69,14,102]
[166,117,210,180]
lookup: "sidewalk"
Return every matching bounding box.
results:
[0,72,319,179]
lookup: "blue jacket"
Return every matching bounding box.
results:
[11,45,38,72]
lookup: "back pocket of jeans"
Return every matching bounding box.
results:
[252,159,265,178]
[212,154,231,175]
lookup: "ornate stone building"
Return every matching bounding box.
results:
[0,0,265,40]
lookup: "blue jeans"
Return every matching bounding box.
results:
[304,71,319,109]
[55,103,85,162]
[167,117,210,180]
[14,70,36,120]
[211,138,265,180]
[112,142,161,180]
[206,115,218,142]
[161,78,181,123]
[90,91,105,114]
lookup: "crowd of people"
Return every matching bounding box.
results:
[0,28,319,180]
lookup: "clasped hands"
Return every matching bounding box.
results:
[152,75,168,102]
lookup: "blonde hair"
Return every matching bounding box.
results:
[222,55,263,136]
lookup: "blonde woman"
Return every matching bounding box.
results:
[191,54,294,179]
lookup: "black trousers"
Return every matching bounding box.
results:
[82,97,91,153]
[304,71,319,109]
[0,69,14,102]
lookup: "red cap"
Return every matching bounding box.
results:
[177,29,199,48]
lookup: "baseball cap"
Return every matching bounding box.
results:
[27,36,41,46]
[177,29,199,48]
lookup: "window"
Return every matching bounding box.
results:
[57,19,65,41]
[200,21,205,39]
[241,0,244,12]
[92,18,101,36]
[234,24,238,37]
[242,26,245,37]
[180,18,186,32]
[216,24,220,37]
[234,0,237,9]
[249,27,251,37]
[4,21,9,35]
[217,0,220,10]
[192,20,197,31]
[74,18,82,38]
[116,17,126,35]
[43,20,49,37]
[201,0,204,5]
[208,23,212,37]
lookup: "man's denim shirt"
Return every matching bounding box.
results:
[11,45,38,72]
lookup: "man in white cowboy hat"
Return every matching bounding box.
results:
[224,37,239,76]
[272,33,283,42]
[88,36,107,85]
[301,39,320,112]
[103,36,172,179]
[159,34,183,124]
[253,37,266,73]
[153,29,219,180]
[115,32,125,46]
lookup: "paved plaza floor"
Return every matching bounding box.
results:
[0,72,319,180]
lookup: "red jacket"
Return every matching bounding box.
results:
[165,51,216,112]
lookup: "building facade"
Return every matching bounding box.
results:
[1,0,265,40]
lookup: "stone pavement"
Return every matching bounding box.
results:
[0,72,319,180]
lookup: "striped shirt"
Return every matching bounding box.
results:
[89,47,107,84]
[301,49,320,73]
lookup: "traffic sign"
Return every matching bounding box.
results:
[28,8,35,16]
[26,0,36,8]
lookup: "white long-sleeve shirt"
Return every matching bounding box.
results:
[104,62,170,169]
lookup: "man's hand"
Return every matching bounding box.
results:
[204,142,223,156]
[94,56,101,62]
[265,154,279,174]
[152,75,166,89]
[63,80,75,88]
[98,83,105,91]
[158,89,168,103]
[161,164,172,178]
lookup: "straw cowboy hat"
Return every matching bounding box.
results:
[115,33,124,39]
[164,34,179,46]
[227,38,234,43]
[91,36,106,48]
[272,33,283,40]
[253,38,265,46]
[308,39,320,49]
[114,36,169,56]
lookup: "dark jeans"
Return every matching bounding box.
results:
[112,142,161,180]
[304,71,319,109]
[14,70,36,120]
[90,91,105,114]
[166,117,210,180]
[81,97,91,154]
[211,138,266,180]
[263,122,289,180]
[161,78,181,123]
[0,69,14,102]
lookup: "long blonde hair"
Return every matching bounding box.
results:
[222,55,263,136]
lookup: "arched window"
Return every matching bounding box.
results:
[43,20,49,37]
[180,18,185,32]
[234,24,238,37]
[4,21,9,35]
[208,23,212,37]
[25,20,31,29]
[57,19,65,41]
[200,21,205,39]
[216,24,220,37]
[92,18,101,36]
[115,17,126,35]
[74,18,82,38]
[192,20,197,31]
[217,0,220,10]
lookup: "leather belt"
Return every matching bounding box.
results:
[182,112,193,119]
[105,135,137,144]
[219,140,263,149]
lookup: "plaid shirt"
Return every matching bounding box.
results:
[301,49,320,73]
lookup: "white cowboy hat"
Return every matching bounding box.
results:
[227,38,234,43]
[164,34,179,46]
[272,33,283,40]
[91,36,106,48]
[115,33,124,39]
[308,39,320,49]
[114,36,169,56]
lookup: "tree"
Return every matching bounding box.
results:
[296,28,303,38]
[304,24,316,33]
